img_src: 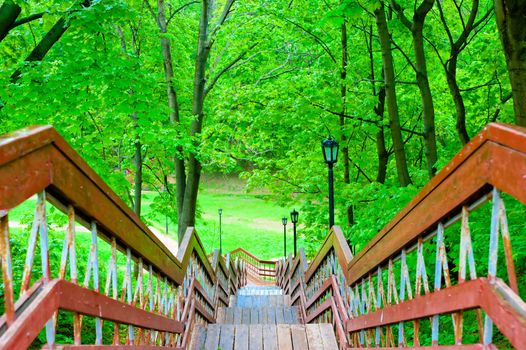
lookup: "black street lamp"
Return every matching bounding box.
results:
[322,136,339,228]
[282,217,288,257]
[290,209,299,256]
[218,208,223,254]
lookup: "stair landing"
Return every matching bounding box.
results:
[190,285,338,349]
[191,323,338,350]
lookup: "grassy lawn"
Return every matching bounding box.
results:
[8,177,302,260]
[142,180,303,260]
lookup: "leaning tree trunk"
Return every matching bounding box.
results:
[391,0,437,178]
[375,2,411,186]
[445,55,470,144]
[0,0,21,43]
[375,87,388,184]
[412,21,437,177]
[495,0,526,126]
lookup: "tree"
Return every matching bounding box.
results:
[495,0,526,126]
[374,1,411,186]
[390,0,437,178]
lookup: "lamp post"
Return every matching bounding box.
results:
[218,208,223,254]
[282,217,288,257]
[322,136,339,228]
[290,209,299,256]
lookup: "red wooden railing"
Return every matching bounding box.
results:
[0,126,246,349]
[2,122,526,349]
[278,123,526,349]
[229,247,277,282]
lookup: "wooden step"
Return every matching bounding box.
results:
[236,295,290,307]
[237,285,283,296]
[216,306,299,324]
[189,323,338,350]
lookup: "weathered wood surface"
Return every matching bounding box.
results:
[217,307,299,324]
[192,323,336,349]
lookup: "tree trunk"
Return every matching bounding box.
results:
[339,19,353,226]
[391,0,437,178]
[132,115,143,217]
[412,20,437,177]
[495,0,526,126]
[375,2,411,186]
[11,0,94,81]
[0,0,21,43]
[445,55,470,144]
[375,87,388,183]
[178,0,210,241]
[156,0,186,231]
[116,25,144,217]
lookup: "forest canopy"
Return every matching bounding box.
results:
[1,0,525,254]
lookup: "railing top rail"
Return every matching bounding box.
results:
[229,247,277,265]
[0,125,213,285]
[347,122,526,285]
[304,226,353,283]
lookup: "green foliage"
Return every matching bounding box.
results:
[0,0,520,266]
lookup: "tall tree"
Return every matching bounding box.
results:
[390,0,437,178]
[374,1,411,186]
[494,0,526,126]
[145,0,187,229]
[433,0,492,144]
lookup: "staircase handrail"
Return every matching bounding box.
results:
[0,125,245,348]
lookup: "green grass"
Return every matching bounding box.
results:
[142,185,303,260]
[8,177,302,260]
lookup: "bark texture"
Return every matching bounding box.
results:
[495,0,526,126]
[156,0,187,228]
[0,0,21,43]
[436,0,491,143]
[375,2,411,186]
[391,0,437,178]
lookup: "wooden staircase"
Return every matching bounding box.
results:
[190,286,338,349]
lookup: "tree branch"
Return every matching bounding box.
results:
[281,17,337,64]
[9,11,47,29]
[205,42,258,95]
[167,0,199,25]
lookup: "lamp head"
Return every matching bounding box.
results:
[321,136,339,165]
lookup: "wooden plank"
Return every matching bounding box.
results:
[260,307,268,324]
[250,308,259,324]
[283,307,292,324]
[242,308,251,324]
[233,307,242,324]
[319,323,338,349]
[189,324,207,350]
[262,324,278,350]
[284,295,291,306]
[204,324,220,350]
[249,324,263,350]
[225,307,235,324]
[291,325,308,350]
[305,324,324,350]
[275,307,285,324]
[290,307,299,324]
[234,324,249,350]
[267,307,276,324]
[219,324,235,350]
[217,307,226,323]
[237,296,246,307]
[277,324,293,350]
